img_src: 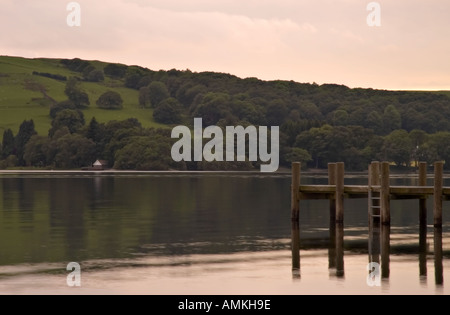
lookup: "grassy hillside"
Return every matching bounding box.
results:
[0,56,164,135]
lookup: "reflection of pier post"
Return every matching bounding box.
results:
[291,163,301,278]
[381,224,391,279]
[329,221,336,270]
[336,223,345,278]
[434,227,444,287]
[291,221,300,279]
[369,221,381,265]
[419,224,428,282]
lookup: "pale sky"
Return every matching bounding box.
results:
[1,0,450,90]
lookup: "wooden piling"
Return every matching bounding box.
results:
[291,162,301,222]
[369,162,381,222]
[381,162,391,225]
[370,162,381,186]
[434,162,444,227]
[419,162,428,226]
[328,163,337,222]
[336,163,345,223]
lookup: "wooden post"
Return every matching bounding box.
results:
[369,162,381,221]
[291,162,301,222]
[328,163,337,222]
[335,162,345,223]
[370,162,381,186]
[419,162,428,226]
[434,162,444,227]
[381,162,391,225]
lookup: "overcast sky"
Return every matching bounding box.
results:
[1,0,449,90]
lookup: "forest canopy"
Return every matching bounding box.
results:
[1,57,450,171]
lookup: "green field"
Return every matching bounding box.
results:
[0,56,165,135]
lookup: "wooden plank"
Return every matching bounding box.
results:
[291,163,301,221]
[390,187,434,195]
[299,193,332,200]
[299,185,335,194]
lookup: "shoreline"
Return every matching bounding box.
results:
[0,169,446,178]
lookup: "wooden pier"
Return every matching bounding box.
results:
[291,161,447,227]
[291,161,447,283]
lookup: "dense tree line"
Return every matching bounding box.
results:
[2,58,450,171]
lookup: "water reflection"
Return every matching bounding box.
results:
[435,227,444,287]
[291,221,300,279]
[292,211,446,289]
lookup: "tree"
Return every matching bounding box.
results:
[192,92,232,126]
[85,69,104,82]
[266,101,288,126]
[50,100,78,119]
[64,78,90,109]
[15,120,37,166]
[104,64,128,79]
[1,129,15,159]
[24,135,49,167]
[332,110,349,126]
[86,117,107,158]
[383,105,402,134]
[96,91,124,110]
[113,135,174,170]
[153,98,183,124]
[285,148,312,169]
[52,134,96,169]
[142,81,170,108]
[384,130,413,166]
[366,111,383,132]
[49,109,85,137]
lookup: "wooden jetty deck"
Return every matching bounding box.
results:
[291,161,448,281]
[291,161,447,227]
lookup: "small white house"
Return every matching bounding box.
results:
[92,160,108,170]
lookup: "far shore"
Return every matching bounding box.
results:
[0,167,447,177]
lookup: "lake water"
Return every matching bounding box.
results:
[0,173,449,295]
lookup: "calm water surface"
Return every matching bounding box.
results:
[0,173,450,295]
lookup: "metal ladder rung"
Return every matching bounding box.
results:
[371,206,381,209]
[371,215,381,218]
